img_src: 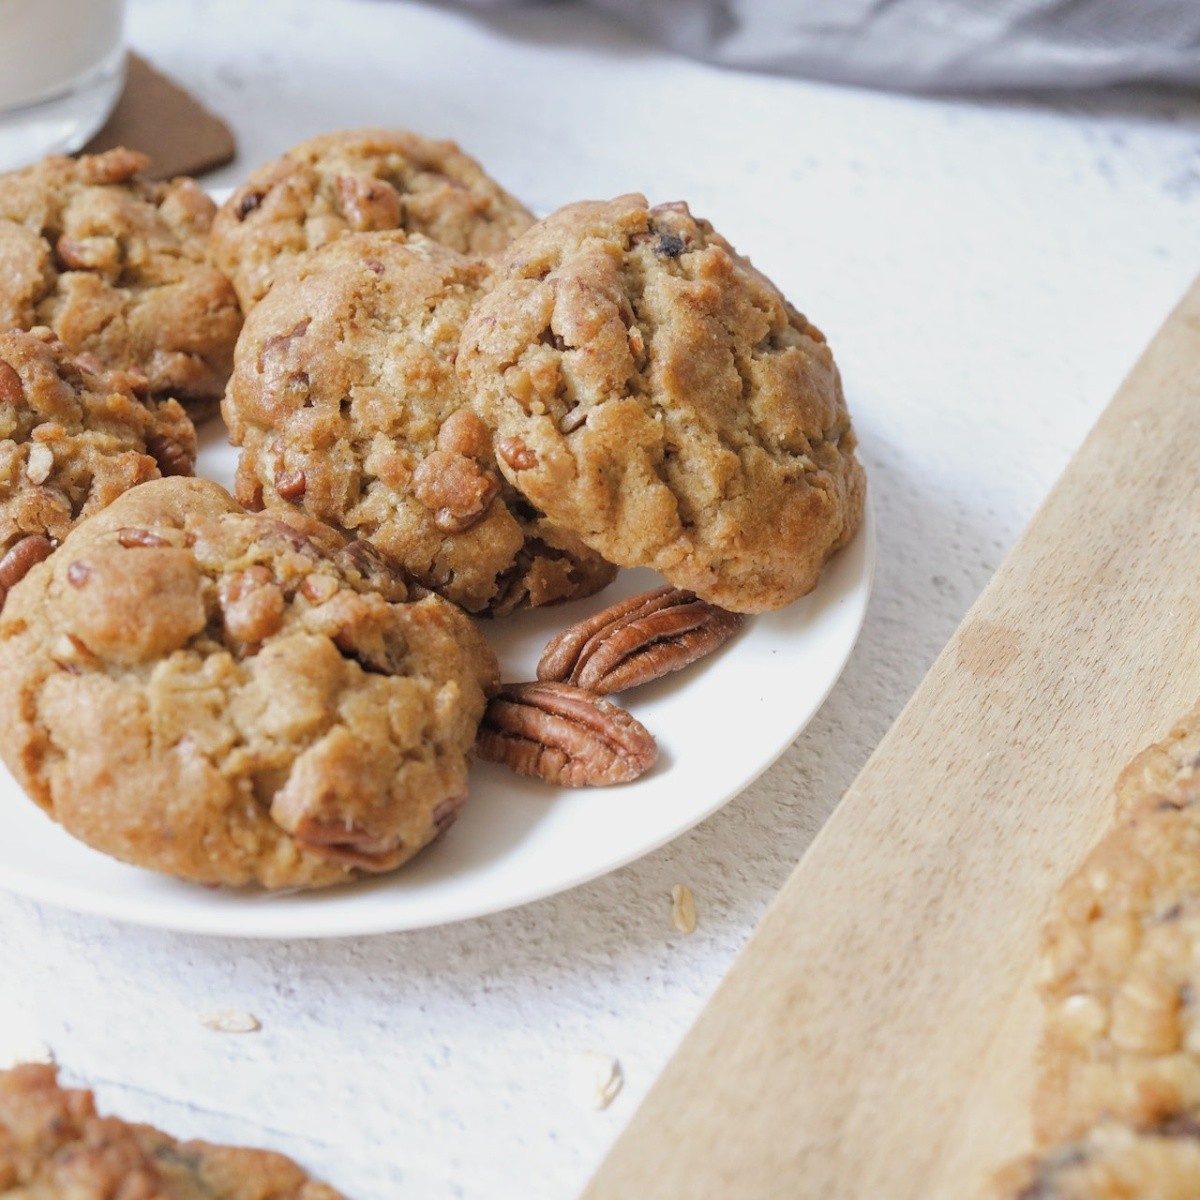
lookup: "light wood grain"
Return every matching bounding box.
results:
[583,276,1200,1199]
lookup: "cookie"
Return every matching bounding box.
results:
[211,128,535,311]
[987,1118,1200,1200]
[0,477,498,889]
[1115,704,1200,820]
[0,147,242,407]
[223,230,615,616]
[0,1063,343,1198]
[0,327,195,609]
[456,194,865,613]
[1036,771,1200,1143]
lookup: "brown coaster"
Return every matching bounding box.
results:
[83,52,235,179]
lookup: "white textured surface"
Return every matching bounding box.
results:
[5,2,1200,1196]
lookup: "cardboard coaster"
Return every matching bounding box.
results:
[83,52,235,179]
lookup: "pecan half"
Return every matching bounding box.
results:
[0,534,54,609]
[476,681,657,787]
[538,586,743,695]
[0,535,54,589]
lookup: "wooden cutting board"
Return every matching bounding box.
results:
[583,276,1200,1199]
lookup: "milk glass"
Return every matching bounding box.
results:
[0,0,126,171]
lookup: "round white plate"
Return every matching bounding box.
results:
[0,414,874,937]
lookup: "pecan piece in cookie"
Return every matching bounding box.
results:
[476,681,657,787]
[539,585,743,694]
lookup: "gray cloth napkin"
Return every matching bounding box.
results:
[450,0,1200,90]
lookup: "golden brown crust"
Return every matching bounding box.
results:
[456,194,865,613]
[0,148,241,405]
[0,1063,344,1198]
[1115,703,1200,820]
[1036,772,1200,1143]
[222,231,615,615]
[0,477,499,889]
[211,128,535,311]
[0,327,195,598]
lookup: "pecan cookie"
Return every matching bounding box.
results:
[211,128,535,311]
[1036,772,1200,1144]
[1114,703,1200,820]
[0,326,195,609]
[0,1063,343,1198]
[987,1119,1200,1200]
[456,194,865,613]
[0,148,241,406]
[0,477,498,889]
[223,230,615,615]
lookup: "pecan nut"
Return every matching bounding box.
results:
[476,681,657,787]
[538,585,743,695]
[0,534,54,610]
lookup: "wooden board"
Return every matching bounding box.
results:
[583,275,1200,1199]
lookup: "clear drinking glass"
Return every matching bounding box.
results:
[0,0,127,171]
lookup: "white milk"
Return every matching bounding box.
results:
[0,0,125,110]
[0,0,126,168]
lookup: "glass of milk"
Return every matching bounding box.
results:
[0,0,126,171]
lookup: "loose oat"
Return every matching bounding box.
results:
[198,1009,261,1034]
[671,884,697,934]
[570,1051,624,1111]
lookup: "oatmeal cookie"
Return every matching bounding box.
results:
[987,1118,1200,1200]
[0,1063,343,1198]
[0,147,242,406]
[211,128,534,311]
[1036,772,1200,1143]
[456,194,865,613]
[0,477,498,889]
[223,231,615,615]
[0,327,195,609]
[1115,704,1200,820]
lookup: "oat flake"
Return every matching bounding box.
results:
[199,1009,261,1034]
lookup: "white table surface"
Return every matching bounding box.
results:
[4,2,1200,1196]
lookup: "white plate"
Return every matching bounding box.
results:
[0,413,874,940]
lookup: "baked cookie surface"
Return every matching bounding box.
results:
[223,231,615,616]
[1115,703,1200,820]
[1036,772,1200,1143]
[0,1063,343,1198]
[0,327,195,608]
[987,1119,1200,1200]
[0,148,241,405]
[456,193,865,613]
[0,477,498,889]
[211,128,535,311]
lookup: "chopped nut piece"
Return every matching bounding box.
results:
[25,443,53,485]
[671,884,697,934]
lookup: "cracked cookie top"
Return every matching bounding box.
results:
[456,193,865,613]
[1036,772,1200,1144]
[223,230,615,616]
[0,327,195,609]
[0,148,242,406]
[0,477,499,890]
[211,128,535,311]
[0,1063,344,1199]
